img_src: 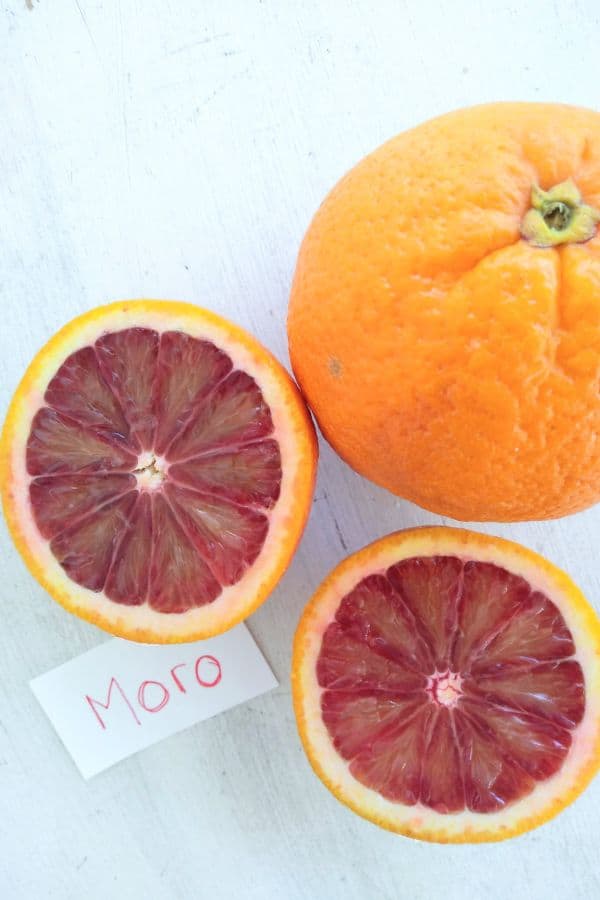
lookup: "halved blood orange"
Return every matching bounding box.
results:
[1,300,317,642]
[293,527,600,842]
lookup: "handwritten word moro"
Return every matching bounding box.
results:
[85,655,222,730]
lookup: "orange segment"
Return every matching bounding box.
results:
[44,346,133,446]
[321,691,426,763]
[464,661,585,729]
[1,300,317,642]
[453,706,536,814]
[459,697,571,781]
[148,493,221,613]
[387,556,462,670]
[317,623,427,694]
[165,482,268,585]
[420,707,464,814]
[169,439,282,507]
[26,408,137,475]
[293,527,600,842]
[470,591,576,671]
[95,327,160,451]
[334,574,432,674]
[348,702,431,806]
[30,473,136,540]
[167,370,274,462]
[451,562,530,672]
[50,492,137,592]
[104,492,153,606]
[153,331,233,456]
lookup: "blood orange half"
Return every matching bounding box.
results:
[293,527,600,842]
[1,300,317,642]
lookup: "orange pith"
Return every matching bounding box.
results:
[288,102,600,522]
[1,300,317,643]
[292,527,600,843]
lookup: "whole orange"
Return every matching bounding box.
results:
[288,103,600,522]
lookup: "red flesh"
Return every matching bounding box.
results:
[26,328,282,612]
[317,556,584,814]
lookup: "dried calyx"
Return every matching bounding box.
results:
[520,178,600,248]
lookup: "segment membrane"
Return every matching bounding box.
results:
[464,660,585,729]
[153,332,232,455]
[96,328,160,450]
[318,555,584,814]
[25,327,282,611]
[334,574,433,674]
[148,494,221,612]
[167,370,274,462]
[27,408,137,476]
[30,473,135,539]
[471,590,576,672]
[165,482,268,585]
[453,706,535,813]
[451,562,530,672]
[50,492,137,591]
[349,703,433,805]
[387,556,462,670]
[104,492,153,605]
[44,347,132,448]
[169,439,281,507]
[321,690,426,761]
[317,622,427,693]
[419,707,465,814]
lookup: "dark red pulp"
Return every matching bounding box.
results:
[317,557,584,814]
[26,328,282,612]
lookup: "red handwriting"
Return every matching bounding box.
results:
[85,654,223,730]
[85,677,142,730]
[195,655,222,687]
[137,680,170,713]
[170,663,187,693]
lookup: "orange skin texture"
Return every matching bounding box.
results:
[288,103,600,521]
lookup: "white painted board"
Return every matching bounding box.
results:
[1,1,599,898]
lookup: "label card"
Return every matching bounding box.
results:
[31,624,277,779]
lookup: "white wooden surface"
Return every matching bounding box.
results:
[1,2,599,898]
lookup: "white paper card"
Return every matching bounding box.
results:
[31,624,277,779]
